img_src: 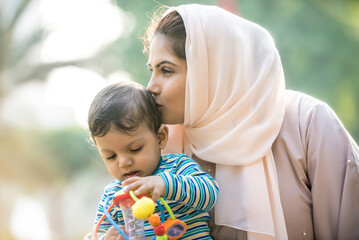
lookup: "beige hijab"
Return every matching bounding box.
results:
[163,4,287,239]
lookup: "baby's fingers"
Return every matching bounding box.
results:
[122,178,145,193]
[122,176,141,186]
[117,225,127,240]
[133,183,154,196]
[150,188,162,203]
[104,226,126,240]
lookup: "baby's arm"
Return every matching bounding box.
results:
[158,155,219,212]
[122,154,219,212]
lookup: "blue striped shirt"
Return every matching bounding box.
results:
[94,153,219,239]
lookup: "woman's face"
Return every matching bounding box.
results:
[147,34,187,125]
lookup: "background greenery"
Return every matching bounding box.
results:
[0,0,358,239]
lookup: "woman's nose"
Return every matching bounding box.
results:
[118,155,133,168]
[147,77,160,95]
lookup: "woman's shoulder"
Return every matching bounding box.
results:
[281,90,352,149]
[277,90,340,149]
[285,90,329,112]
[283,90,335,127]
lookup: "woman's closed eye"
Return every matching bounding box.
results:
[161,67,173,75]
[147,66,173,76]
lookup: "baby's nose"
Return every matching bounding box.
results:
[118,156,133,167]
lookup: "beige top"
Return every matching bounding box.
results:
[197,90,359,240]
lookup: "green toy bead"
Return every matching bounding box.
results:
[156,234,168,240]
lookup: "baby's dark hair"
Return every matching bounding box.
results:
[88,81,161,138]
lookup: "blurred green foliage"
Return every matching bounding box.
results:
[0,127,101,190]
[239,0,359,138]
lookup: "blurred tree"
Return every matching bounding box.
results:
[0,0,69,98]
[0,0,117,105]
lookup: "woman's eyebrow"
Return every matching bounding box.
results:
[146,60,179,68]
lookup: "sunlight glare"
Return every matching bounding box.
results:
[45,66,107,128]
[40,0,127,62]
[10,196,50,240]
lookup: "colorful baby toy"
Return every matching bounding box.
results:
[93,190,187,240]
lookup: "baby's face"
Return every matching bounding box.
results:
[94,122,166,182]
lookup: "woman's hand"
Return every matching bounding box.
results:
[122,176,165,202]
[104,225,126,240]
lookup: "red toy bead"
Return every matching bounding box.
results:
[153,224,166,236]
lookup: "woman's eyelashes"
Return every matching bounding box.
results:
[147,65,173,76]
[161,67,173,75]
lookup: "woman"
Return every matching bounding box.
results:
[145,4,359,240]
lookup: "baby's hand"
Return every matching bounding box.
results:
[122,176,165,202]
[104,226,126,240]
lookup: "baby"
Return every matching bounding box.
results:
[87,81,219,239]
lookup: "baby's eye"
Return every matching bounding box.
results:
[106,154,116,160]
[130,146,143,152]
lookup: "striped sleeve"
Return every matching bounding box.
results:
[158,154,219,212]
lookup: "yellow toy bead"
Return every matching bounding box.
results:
[132,197,155,219]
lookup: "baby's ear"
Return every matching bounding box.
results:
[157,125,169,149]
